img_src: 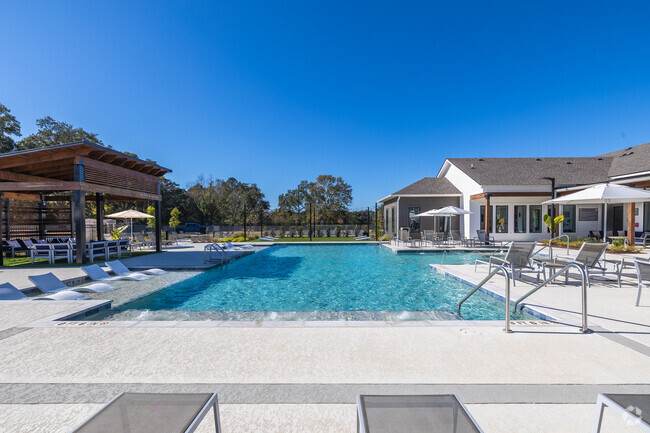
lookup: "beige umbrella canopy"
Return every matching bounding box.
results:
[106,209,154,239]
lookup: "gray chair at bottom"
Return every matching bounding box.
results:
[634,258,650,307]
[70,392,221,433]
[357,394,483,433]
[592,393,649,433]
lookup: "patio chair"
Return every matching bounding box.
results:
[106,260,166,276]
[448,230,466,246]
[86,241,108,262]
[634,258,650,306]
[3,240,27,258]
[540,242,619,287]
[69,392,221,433]
[635,232,650,247]
[320,228,328,237]
[476,241,539,286]
[222,241,254,250]
[135,232,155,249]
[356,394,483,433]
[52,242,74,264]
[118,238,132,257]
[0,282,89,301]
[82,264,150,281]
[473,229,497,246]
[29,244,53,264]
[28,272,117,293]
[592,393,649,433]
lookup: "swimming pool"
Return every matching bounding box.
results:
[89,244,535,321]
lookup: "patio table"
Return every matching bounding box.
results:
[356,394,483,433]
[592,393,650,432]
[70,392,220,433]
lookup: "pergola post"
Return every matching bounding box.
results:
[154,200,162,252]
[628,202,635,246]
[37,194,45,239]
[95,193,104,241]
[73,162,87,264]
[3,199,9,243]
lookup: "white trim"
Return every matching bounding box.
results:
[610,170,650,180]
[377,193,462,203]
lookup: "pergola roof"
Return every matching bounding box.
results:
[0,141,171,202]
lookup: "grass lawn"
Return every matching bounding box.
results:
[257,237,375,242]
[2,250,160,268]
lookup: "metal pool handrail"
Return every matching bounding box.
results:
[513,262,589,333]
[204,243,228,267]
[457,265,512,333]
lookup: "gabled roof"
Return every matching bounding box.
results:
[446,157,612,187]
[392,177,460,195]
[598,142,650,178]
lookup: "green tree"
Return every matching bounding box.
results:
[169,207,181,230]
[146,205,156,228]
[0,103,21,153]
[16,116,102,150]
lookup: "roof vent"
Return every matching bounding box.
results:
[566,161,572,165]
[597,157,603,160]
[478,158,484,161]
[470,163,475,169]
[536,158,542,161]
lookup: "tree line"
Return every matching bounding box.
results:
[0,103,377,227]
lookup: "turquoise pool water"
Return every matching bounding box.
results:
[91,245,534,321]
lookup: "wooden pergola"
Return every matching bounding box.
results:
[0,141,171,264]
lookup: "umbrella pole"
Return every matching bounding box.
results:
[130,217,133,241]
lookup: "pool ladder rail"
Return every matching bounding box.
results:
[204,243,229,267]
[457,262,589,333]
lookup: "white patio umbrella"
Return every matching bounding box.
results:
[544,183,650,242]
[416,206,472,234]
[106,209,154,239]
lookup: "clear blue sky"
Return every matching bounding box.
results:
[2,1,649,208]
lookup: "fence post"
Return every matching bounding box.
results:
[243,205,247,242]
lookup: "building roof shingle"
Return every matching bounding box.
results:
[446,157,613,187]
[392,177,460,195]
[598,142,650,178]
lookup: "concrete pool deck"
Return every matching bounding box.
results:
[0,245,648,432]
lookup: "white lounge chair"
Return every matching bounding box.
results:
[634,258,649,306]
[0,282,90,301]
[106,260,166,276]
[82,264,149,281]
[28,272,118,293]
[223,242,254,250]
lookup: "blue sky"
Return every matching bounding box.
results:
[2,1,650,208]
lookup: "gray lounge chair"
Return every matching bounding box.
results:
[634,258,650,306]
[474,229,498,246]
[540,242,620,287]
[135,232,155,249]
[477,241,540,286]
[0,282,89,301]
[592,393,650,433]
[28,272,118,293]
[70,392,221,433]
[357,394,483,433]
[106,260,166,276]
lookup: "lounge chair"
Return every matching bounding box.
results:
[69,392,221,433]
[634,258,649,306]
[28,272,117,293]
[134,232,155,249]
[221,242,254,251]
[29,244,53,264]
[476,241,540,286]
[0,282,89,301]
[3,240,27,257]
[82,264,151,281]
[320,229,328,237]
[592,393,650,433]
[106,260,166,276]
[538,242,620,287]
[357,394,483,433]
[473,229,497,246]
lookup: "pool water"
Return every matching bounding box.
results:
[90,245,535,321]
